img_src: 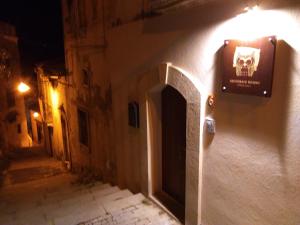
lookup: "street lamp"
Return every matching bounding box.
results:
[33,112,39,118]
[17,82,30,93]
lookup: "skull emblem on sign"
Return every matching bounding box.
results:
[233,47,260,77]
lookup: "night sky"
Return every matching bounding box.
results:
[0,0,65,76]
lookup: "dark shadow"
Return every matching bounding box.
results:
[6,147,48,160]
[116,0,246,81]
[0,147,67,187]
[0,155,10,187]
[142,0,244,34]
[141,0,300,35]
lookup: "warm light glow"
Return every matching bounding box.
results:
[17,82,30,93]
[252,5,259,11]
[219,6,300,50]
[244,5,259,12]
[51,88,59,108]
[244,6,249,11]
[233,6,265,41]
[33,112,39,118]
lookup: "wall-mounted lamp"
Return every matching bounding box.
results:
[33,112,39,118]
[17,82,30,93]
[244,5,259,13]
[51,89,59,108]
[226,4,278,42]
[49,76,59,89]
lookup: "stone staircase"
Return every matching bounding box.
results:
[0,177,181,225]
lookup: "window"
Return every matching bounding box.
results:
[67,0,73,13]
[78,0,87,28]
[77,108,89,147]
[17,124,21,134]
[82,68,90,86]
[6,89,15,108]
[92,0,98,21]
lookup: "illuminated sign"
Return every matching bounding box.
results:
[222,36,276,97]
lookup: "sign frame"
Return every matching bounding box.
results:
[222,36,277,97]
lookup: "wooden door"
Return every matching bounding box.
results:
[48,126,53,157]
[160,85,186,221]
[37,122,43,144]
[61,117,69,161]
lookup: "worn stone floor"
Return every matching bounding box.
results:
[0,148,181,225]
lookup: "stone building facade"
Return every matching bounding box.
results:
[35,61,71,167]
[0,22,30,154]
[61,0,300,225]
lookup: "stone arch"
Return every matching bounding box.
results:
[139,63,202,225]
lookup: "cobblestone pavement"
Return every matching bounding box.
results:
[0,149,181,225]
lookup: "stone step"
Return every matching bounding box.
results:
[134,204,180,225]
[44,183,111,203]
[50,189,134,225]
[10,184,116,223]
[44,183,87,195]
[97,189,133,205]
[54,203,107,225]
[42,185,123,221]
[107,196,180,225]
[45,181,106,196]
[58,184,119,207]
[92,186,121,200]
[77,193,179,225]
[1,174,180,225]
[87,182,110,193]
[104,193,145,213]
[67,194,143,225]
[50,199,106,224]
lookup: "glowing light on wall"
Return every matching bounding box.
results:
[51,88,59,108]
[230,6,272,41]
[220,6,300,50]
[33,112,39,118]
[17,82,30,93]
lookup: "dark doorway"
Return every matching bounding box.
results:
[47,126,53,157]
[156,85,186,221]
[37,122,43,144]
[61,116,69,161]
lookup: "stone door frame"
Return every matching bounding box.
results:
[139,63,202,225]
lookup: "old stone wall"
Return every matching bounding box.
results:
[0,22,29,151]
[62,0,115,181]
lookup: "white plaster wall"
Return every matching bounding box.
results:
[106,0,300,224]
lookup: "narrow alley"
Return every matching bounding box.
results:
[0,148,181,225]
[0,1,300,225]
